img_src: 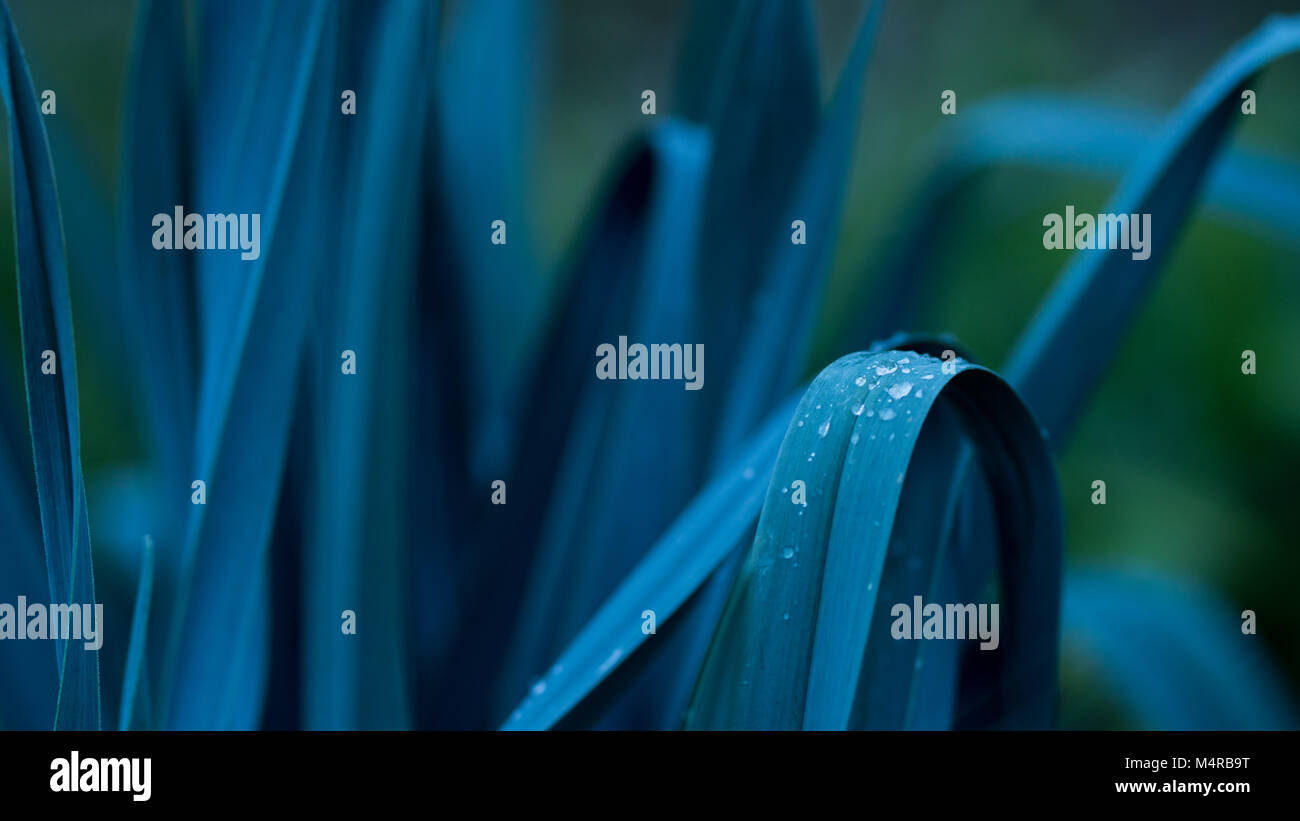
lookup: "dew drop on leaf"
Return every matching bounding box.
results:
[887,381,913,400]
[598,648,624,674]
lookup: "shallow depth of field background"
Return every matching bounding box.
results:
[0,0,1296,728]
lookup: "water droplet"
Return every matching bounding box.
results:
[854,375,868,386]
[807,451,816,461]
[850,433,860,445]
[887,381,913,400]
[879,407,897,420]
[797,420,804,427]
[915,389,923,399]
[598,648,624,674]
[815,404,822,410]
[783,612,790,621]
[898,357,910,364]
[782,547,795,559]
[550,663,564,676]
[921,373,935,380]
[853,402,866,416]
[742,466,755,480]
[817,419,830,437]
[874,364,897,376]
[531,680,547,696]
[901,368,911,374]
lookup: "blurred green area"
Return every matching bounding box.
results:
[0,0,1295,728]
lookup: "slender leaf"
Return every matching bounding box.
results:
[119,535,154,730]
[688,351,1061,729]
[0,0,100,730]
[303,0,435,730]
[162,0,332,728]
[713,0,885,464]
[502,394,797,730]
[500,121,712,714]
[1064,565,1298,730]
[1005,14,1300,444]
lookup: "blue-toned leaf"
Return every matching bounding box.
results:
[1004,14,1300,444]
[676,1,821,446]
[118,0,196,516]
[499,121,712,716]
[303,0,435,730]
[1064,565,1298,730]
[712,0,885,464]
[502,394,797,730]
[0,0,100,730]
[161,0,333,729]
[846,94,1300,353]
[119,535,154,730]
[688,351,1061,729]
[0,352,52,728]
[437,0,542,479]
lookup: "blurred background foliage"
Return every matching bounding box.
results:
[0,0,1296,729]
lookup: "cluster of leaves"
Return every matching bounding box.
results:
[0,0,1296,730]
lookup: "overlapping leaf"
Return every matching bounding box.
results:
[0,0,99,730]
[161,0,333,728]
